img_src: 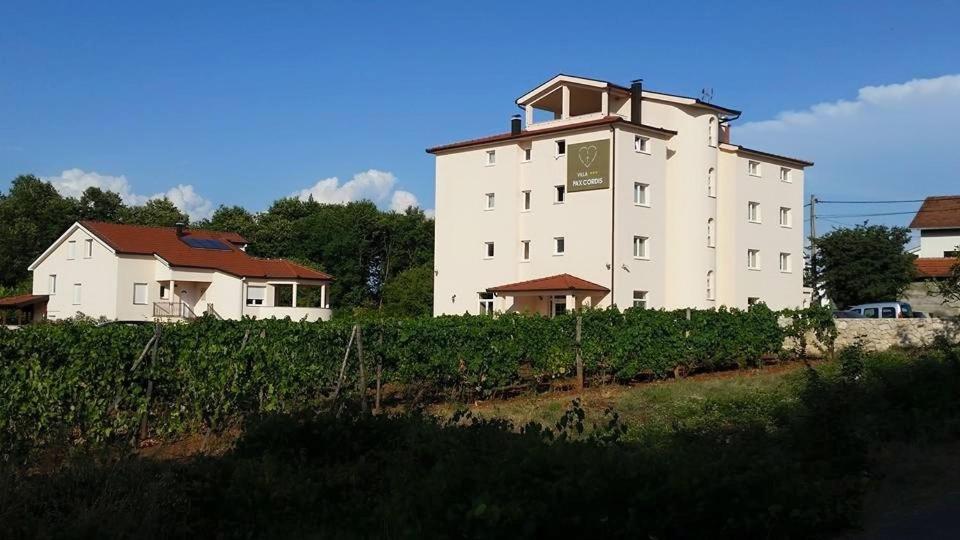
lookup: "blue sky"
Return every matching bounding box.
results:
[2,1,959,233]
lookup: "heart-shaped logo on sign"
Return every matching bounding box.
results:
[578,145,598,168]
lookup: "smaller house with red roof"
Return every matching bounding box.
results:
[905,196,960,317]
[18,221,333,322]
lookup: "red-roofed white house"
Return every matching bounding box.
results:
[905,196,960,317]
[21,221,333,322]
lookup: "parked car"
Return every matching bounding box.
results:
[847,302,914,319]
[833,310,864,319]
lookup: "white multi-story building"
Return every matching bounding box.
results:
[428,74,812,316]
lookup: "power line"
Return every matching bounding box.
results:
[816,199,926,204]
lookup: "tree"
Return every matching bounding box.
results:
[121,198,188,227]
[198,205,259,239]
[935,253,960,304]
[0,175,79,286]
[78,187,126,222]
[381,264,434,317]
[813,224,916,308]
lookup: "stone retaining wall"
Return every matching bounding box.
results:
[830,318,960,352]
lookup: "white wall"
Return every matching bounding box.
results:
[32,226,118,320]
[919,229,960,258]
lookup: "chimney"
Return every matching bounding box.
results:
[630,79,643,124]
[720,123,731,144]
[510,114,522,135]
[175,222,185,236]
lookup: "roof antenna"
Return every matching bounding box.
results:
[700,87,714,103]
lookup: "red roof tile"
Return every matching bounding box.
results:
[426,116,676,154]
[0,294,48,308]
[915,257,958,278]
[79,221,332,280]
[909,196,960,229]
[488,273,609,293]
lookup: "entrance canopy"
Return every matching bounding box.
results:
[488,273,609,295]
[0,294,49,309]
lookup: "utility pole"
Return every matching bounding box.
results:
[809,194,818,305]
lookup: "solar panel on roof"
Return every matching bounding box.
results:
[181,237,232,250]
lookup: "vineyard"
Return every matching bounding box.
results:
[0,305,834,453]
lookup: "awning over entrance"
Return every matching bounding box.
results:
[0,294,49,309]
[487,273,609,294]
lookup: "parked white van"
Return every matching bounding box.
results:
[848,302,914,319]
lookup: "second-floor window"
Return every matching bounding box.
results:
[484,242,495,259]
[84,239,93,258]
[522,190,531,211]
[748,202,761,223]
[633,236,649,259]
[484,193,495,210]
[521,240,530,261]
[780,252,792,273]
[747,249,760,270]
[555,185,566,203]
[634,182,649,206]
[49,274,57,295]
[779,167,791,182]
[556,140,566,157]
[68,240,77,260]
[748,160,761,176]
[485,150,496,166]
[554,237,565,255]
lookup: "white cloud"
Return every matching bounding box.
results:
[43,168,215,220]
[733,74,960,222]
[295,169,431,214]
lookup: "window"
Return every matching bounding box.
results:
[479,292,494,315]
[246,286,265,306]
[881,307,896,318]
[779,252,792,273]
[84,239,93,258]
[485,150,496,166]
[633,182,649,206]
[521,240,530,261]
[779,207,792,227]
[484,242,495,258]
[633,290,648,309]
[707,168,716,197]
[706,218,715,247]
[484,193,495,210]
[706,271,715,300]
[551,296,567,317]
[72,283,82,305]
[160,284,169,299]
[67,240,77,260]
[634,135,650,153]
[633,236,648,259]
[748,201,761,223]
[48,274,57,295]
[779,167,791,182]
[554,237,565,255]
[747,249,760,269]
[133,283,148,305]
[523,147,532,162]
[747,297,760,307]
[945,250,960,258]
[748,160,761,176]
[522,190,531,211]
[708,117,717,147]
[555,185,565,203]
[862,307,879,318]
[556,140,566,157]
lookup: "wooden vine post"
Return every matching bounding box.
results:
[138,323,161,444]
[374,325,383,415]
[575,314,584,392]
[332,325,358,403]
[357,325,367,414]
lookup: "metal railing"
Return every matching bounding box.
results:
[153,302,197,319]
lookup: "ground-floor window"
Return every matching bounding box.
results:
[479,292,494,315]
[551,295,567,317]
[633,290,647,309]
[246,285,265,306]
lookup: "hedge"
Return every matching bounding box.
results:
[0,305,833,452]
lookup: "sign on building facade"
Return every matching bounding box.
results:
[567,139,610,192]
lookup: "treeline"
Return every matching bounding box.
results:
[0,306,833,453]
[0,175,434,315]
